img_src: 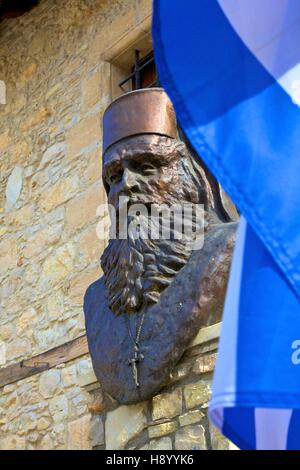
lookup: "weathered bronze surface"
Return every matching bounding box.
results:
[84,89,237,404]
[102,88,177,153]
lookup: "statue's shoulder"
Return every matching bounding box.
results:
[208,220,238,246]
[83,275,105,318]
[191,220,238,264]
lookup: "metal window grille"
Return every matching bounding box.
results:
[118,50,159,92]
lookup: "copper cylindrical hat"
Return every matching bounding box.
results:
[102,88,177,153]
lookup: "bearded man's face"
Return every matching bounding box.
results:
[101,134,207,316]
[103,134,191,210]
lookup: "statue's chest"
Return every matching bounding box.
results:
[84,225,236,404]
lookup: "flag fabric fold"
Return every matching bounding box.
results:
[153,0,300,450]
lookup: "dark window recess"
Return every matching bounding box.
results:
[118,51,159,92]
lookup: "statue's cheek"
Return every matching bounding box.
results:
[137,166,181,201]
[158,168,181,192]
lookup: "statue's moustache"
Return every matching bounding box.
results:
[115,195,156,214]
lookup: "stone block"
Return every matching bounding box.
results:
[0,238,17,276]
[135,0,152,23]
[192,353,217,375]
[0,226,7,238]
[87,6,136,65]
[40,142,66,168]
[69,388,89,418]
[77,225,104,268]
[68,267,101,306]
[21,62,38,81]
[167,357,194,385]
[175,424,207,450]
[105,402,147,450]
[0,435,26,450]
[27,431,39,443]
[90,414,104,447]
[7,204,34,228]
[190,322,221,348]
[6,338,32,361]
[65,183,105,235]
[21,107,51,131]
[2,384,15,395]
[18,384,40,407]
[38,175,79,213]
[78,369,98,389]
[152,388,182,421]
[148,421,178,439]
[46,290,64,322]
[20,412,37,433]
[33,324,68,352]
[179,410,204,427]
[38,435,54,450]
[76,358,93,379]
[82,70,101,110]
[84,149,102,184]
[39,242,76,290]
[5,166,23,212]
[37,417,52,431]
[61,364,77,388]
[50,423,67,448]
[10,140,29,166]
[66,115,100,160]
[39,369,61,398]
[67,415,92,450]
[141,437,172,450]
[210,424,234,450]
[16,307,37,338]
[49,395,68,423]
[0,341,6,365]
[184,382,211,409]
[0,130,11,153]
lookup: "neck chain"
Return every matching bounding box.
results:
[125,307,146,389]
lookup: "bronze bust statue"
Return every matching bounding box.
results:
[84,88,237,404]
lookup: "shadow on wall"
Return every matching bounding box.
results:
[0,0,39,19]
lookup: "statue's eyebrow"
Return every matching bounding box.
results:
[103,147,169,174]
[124,150,163,164]
[126,150,173,168]
[103,157,122,179]
[103,148,133,167]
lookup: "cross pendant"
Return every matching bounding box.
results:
[128,345,144,388]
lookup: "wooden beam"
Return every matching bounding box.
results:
[0,334,89,389]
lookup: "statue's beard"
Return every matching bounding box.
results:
[101,212,195,316]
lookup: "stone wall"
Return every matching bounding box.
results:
[0,0,234,450]
[84,323,236,451]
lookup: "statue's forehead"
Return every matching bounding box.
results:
[103,134,174,165]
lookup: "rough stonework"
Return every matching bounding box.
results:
[85,323,238,450]
[0,0,152,450]
[0,0,237,450]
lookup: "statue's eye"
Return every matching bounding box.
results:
[109,170,123,184]
[141,163,156,174]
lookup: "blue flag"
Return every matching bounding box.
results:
[153,0,300,450]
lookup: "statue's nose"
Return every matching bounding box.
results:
[121,168,139,194]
